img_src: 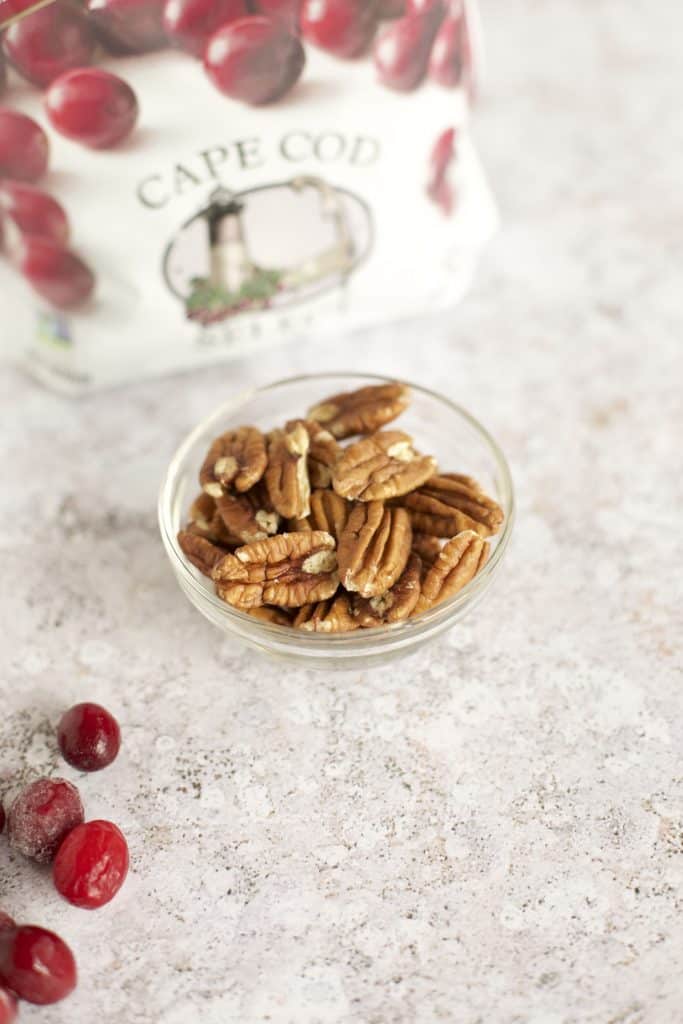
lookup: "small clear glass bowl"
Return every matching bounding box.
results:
[158,373,514,670]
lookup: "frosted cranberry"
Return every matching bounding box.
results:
[163,0,247,56]
[249,0,300,31]
[0,110,48,183]
[374,12,438,90]
[427,125,456,215]
[300,0,377,58]
[57,702,121,772]
[0,916,14,934]
[3,6,95,88]
[204,17,305,105]
[0,987,17,1024]
[0,181,69,250]
[14,236,95,308]
[45,68,138,148]
[7,778,84,863]
[54,820,129,909]
[0,926,76,1005]
[87,0,166,52]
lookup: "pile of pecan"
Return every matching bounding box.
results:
[177,382,504,633]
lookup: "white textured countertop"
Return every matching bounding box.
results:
[1,2,682,1021]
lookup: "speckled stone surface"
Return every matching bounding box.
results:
[1,2,682,1021]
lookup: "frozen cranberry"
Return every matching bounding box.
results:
[14,236,95,308]
[163,0,247,56]
[87,0,166,52]
[249,0,300,31]
[428,4,465,86]
[45,68,138,148]
[300,0,377,58]
[374,11,438,90]
[0,926,76,1005]
[0,987,17,1024]
[204,17,305,105]
[7,778,84,864]
[0,181,69,250]
[0,110,48,183]
[0,917,14,935]
[57,702,121,772]
[3,5,95,88]
[54,820,129,910]
[427,125,456,215]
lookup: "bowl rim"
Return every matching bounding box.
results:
[158,371,515,650]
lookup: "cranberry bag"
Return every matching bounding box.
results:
[0,0,496,395]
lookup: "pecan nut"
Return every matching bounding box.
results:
[247,606,293,626]
[307,381,410,439]
[293,593,358,633]
[333,431,437,502]
[337,501,412,597]
[187,492,242,547]
[411,532,442,566]
[211,531,338,609]
[265,422,311,520]
[215,482,280,544]
[177,530,227,577]
[200,426,267,496]
[414,530,489,614]
[288,489,350,543]
[286,418,341,488]
[398,473,504,538]
[352,553,422,627]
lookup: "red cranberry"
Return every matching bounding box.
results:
[427,125,456,215]
[0,926,76,1005]
[374,12,438,90]
[53,820,129,909]
[7,778,84,863]
[300,0,377,58]
[249,0,300,31]
[0,181,69,250]
[3,5,95,88]
[14,236,95,308]
[163,0,247,56]
[57,702,121,772]
[45,68,138,148]
[0,110,49,183]
[86,0,166,52]
[428,5,464,86]
[204,17,305,105]
[0,917,14,934]
[0,987,17,1024]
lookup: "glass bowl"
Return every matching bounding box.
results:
[158,373,514,670]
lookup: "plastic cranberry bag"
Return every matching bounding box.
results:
[0,0,497,395]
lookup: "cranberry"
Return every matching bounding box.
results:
[300,0,377,58]
[53,820,129,909]
[7,778,84,864]
[0,987,17,1024]
[0,917,14,935]
[163,0,247,56]
[3,5,95,88]
[45,68,138,148]
[427,125,456,215]
[0,181,69,250]
[0,926,76,1005]
[204,17,305,105]
[57,702,121,772]
[249,0,300,31]
[428,4,465,86]
[374,11,438,90]
[14,236,94,308]
[87,0,167,52]
[0,110,48,183]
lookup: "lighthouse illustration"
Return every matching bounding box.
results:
[165,178,373,325]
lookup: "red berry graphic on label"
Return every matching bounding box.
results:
[163,0,248,56]
[3,6,95,88]
[204,17,305,105]
[87,0,167,53]
[15,236,96,309]
[300,0,377,58]
[0,181,70,250]
[0,109,49,183]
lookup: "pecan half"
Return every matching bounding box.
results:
[200,426,267,496]
[265,422,311,520]
[247,606,293,626]
[177,530,227,577]
[286,418,341,488]
[337,501,412,597]
[411,532,442,566]
[413,530,489,614]
[212,531,338,609]
[307,381,410,439]
[187,492,242,547]
[352,553,422,627]
[288,489,350,543]
[398,473,504,538]
[293,593,358,633]
[215,482,280,544]
[333,431,437,502]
